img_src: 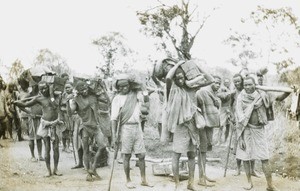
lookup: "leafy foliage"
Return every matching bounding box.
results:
[249,6,300,74]
[8,59,25,83]
[34,49,71,76]
[137,0,212,60]
[92,32,134,77]
[224,31,260,70]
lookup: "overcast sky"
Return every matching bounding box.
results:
[0,0,299,79]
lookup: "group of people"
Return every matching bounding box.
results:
[151,59,290,191]
[0,58,293,191]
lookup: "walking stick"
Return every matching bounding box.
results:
[108,108,122,191]
[223,116,234,177]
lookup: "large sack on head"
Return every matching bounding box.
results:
[180,60,206,88]
[153,58,177,81]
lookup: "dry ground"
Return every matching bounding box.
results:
[1,129,300,191]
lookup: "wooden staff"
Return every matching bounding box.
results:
[108,107,122,191]
[256,85,293,93]
[224,116,234,177]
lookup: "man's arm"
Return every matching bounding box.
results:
[68,99,77,114]
[14,97,39,108]
[275,92,291,102]
[151,64,163,89]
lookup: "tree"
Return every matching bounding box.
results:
[92,32,135,77]
[8,59,25,83]
[224,31,260,72]
[34,49,71,76]
[248,6,300,74]
[137,0,214,60]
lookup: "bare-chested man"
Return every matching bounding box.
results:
[69,81,107,181]
[14,81,63,177]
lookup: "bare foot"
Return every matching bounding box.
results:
[205,176,216,182]
[65,148,72,153]
[141,181,153,187]
[198,179,214,187]
[266,186,279,191]
[92,171,102,181]
[251,171,261,178]
[44,172,52,178]
[233,171,241,176]
[31,157,38,162]
[126,182,136,189]
[243,183,253,190]
[53,170,62,176]
[71,164,84,169]
[187,184,198,191]
[86,174,93,182]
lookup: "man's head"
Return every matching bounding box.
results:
[115,74,131,95]
[38,81,50,97]
[233,73,244,91]
[154,58,176,82]
[65,82,73,94]
[223,78,230,89]
[211,76,221,92]
[243,76,256,94]
[256,73,264,86]
[173,67,186,88]
[61,73,69,81]
[8,83,16,93]
[75,81,88,97]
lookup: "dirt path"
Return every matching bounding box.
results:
[1,138,300,191]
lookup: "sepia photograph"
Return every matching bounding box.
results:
[0,0,299,190]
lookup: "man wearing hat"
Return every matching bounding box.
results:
[111,74,152,189]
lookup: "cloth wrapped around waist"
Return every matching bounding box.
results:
[37,118,60,141]
[247,123,263,129]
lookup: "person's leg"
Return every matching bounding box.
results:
[65,130,71,153]
[204,128,216,183]
[234,159,242,176]
[262,160,277,191]
[37,138,44,161]
[72,147,84,169]
[157,123,162,138]
[243,160,253,190]
[216,126,223,146]
[0,121,5,139]
[250,160,260,177]
[53,134,62,176]
[187,151,196,191]
[124,153,135,188]
[141,120,146,132]
[172,152,181,189]
[136,153,152,187]
[62,130,67,152]
[43,137,52,177]
[29,139,37,161]
[90,145,102,180]
[15,116,23,141]
[7,118,13,139]
[82,133,92,181]
[1,121,8,139]
[224,123,230,143]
